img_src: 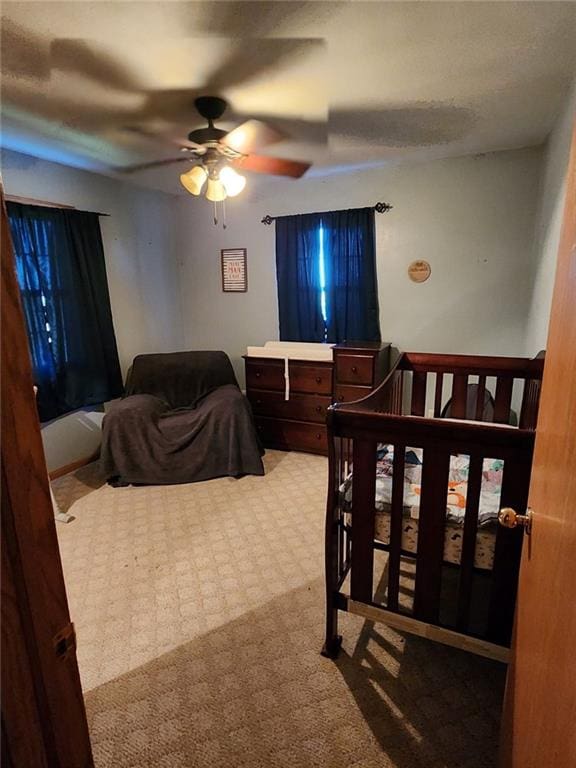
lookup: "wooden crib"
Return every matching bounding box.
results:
[322,351,544,662]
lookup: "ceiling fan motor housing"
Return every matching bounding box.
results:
[189,96,230,145]
[187,125,229,144]
[194,96,228,122]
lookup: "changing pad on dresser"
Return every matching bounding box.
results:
[245,340,334,362]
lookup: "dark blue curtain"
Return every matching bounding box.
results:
[323,207,380,343]
[275,212,325,342]
[7,203,123,422]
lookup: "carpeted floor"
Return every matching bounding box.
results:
[53,450,505,768]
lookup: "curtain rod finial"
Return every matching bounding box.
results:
[261,215,274,225]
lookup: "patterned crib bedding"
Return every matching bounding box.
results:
[356,512,497,570]
[340,445,503,570]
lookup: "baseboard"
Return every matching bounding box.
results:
[49,451,100,480]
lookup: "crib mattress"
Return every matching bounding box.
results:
[344,510,496,570]
[340,445,503,570]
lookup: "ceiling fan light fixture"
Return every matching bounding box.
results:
[219,166,246,197]
[206,177,227,202]
[180,165,207,195]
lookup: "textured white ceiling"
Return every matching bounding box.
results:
[1,1,575,193]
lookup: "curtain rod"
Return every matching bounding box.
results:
[261,201,393,225]
[5,194,110,216]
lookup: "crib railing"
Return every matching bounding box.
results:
[324,352,544,660]
[362,350,544,426]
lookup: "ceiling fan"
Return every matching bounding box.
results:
[121,96,312,200]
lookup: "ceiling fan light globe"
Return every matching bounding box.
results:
[180,165,207,196]
[206,178,227,202]
[219,166,246,197]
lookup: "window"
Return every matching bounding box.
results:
[275,207,381,344]
[7,202,123,421]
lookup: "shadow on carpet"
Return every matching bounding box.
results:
[85,577,505,768]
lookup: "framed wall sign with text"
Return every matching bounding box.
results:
[221,248,248,292]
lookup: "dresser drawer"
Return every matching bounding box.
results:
[289,363,332,395]
[334,384,372,404]
[245,358,332,394]
[335,354,374,385]
[248,390,331,423]
[245,359,285,391]
[255,417,327,454]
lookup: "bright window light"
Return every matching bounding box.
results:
[318,224,328,334]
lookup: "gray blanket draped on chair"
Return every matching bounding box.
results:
[101,351,264,485]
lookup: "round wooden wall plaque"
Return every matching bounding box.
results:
[408,260,431,283]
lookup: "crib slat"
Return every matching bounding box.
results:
[519,380,533,428]
[519,379,541,429]
[487,454,531,645]
[475,375,487,421]
[456,454,483,632]
[434,373,444,417]
[494,377,514,423]
[338,445,345,574]
[451,375,468,419]
[346,443,352,561]
[392,374,398,414]
[413,449,451,623]
[389,373,398,414]
[397,371,404,414]
[411,372,427,416]
[350,439,378,604]
[387,444,406,612]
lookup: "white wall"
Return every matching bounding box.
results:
[1,150,183,471]
[39,409,105,473]
[1,142,551,471]
[524,81,576,355]
[175,147,543,386]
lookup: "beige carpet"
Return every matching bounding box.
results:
[53,450,505,768]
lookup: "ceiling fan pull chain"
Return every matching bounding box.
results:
[222,199,227,230]
[213,201,218,227]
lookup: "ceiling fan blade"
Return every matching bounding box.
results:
[50,38,142,92]
[206,38,323,92]
[122,125,204,151]
[1,19,51,80]
[233,154,311,178]
[221,119,285,153]
[118,157,193,174]
[57,89,205,133]
[247,115,327,145]
[194,1,317,37]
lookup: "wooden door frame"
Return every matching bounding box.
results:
[1,186,94,766]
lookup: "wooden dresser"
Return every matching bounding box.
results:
[245,341,391,455]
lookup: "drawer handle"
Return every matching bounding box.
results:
[315,405,322,413]
[315,376,322,383]
[256,399,262,406]
[316,433,322,440]
[351,366,358,374]
[338,395,344,402]
[255,371,261,378]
